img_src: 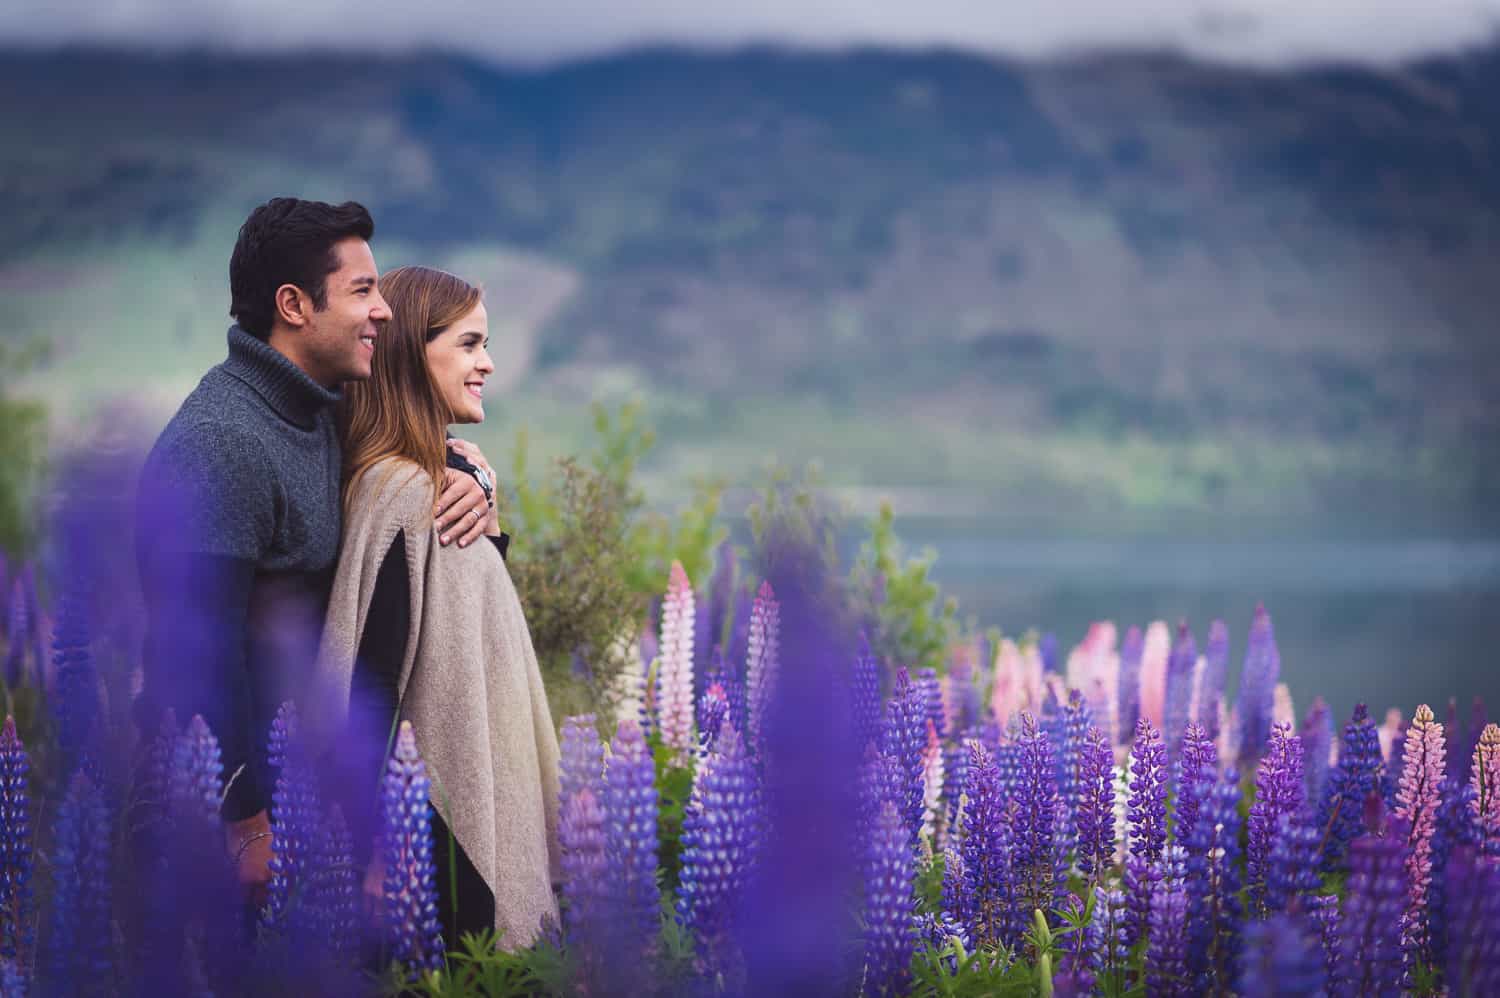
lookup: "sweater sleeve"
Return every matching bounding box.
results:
[136,422,278,820]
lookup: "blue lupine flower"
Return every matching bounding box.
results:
[960,741,1018,949]
[1172,720,1217,851]
[0,957,22,998]
[602,718,659,966]
[1163,622,1197,772]
[945,656,980,735]
[1334,830,1405,998]
[314,804,359,965]
[1427,776,1479,970]
[1186,770,1244,991]
[1236,604,1281,763]
[1146,845,1190,998]
[1059,690,1092,815]
[0,717,32,966]
[912,910,969,976]
[881,668,929,845]
[1248,722,1305,914]
[863,801,916,996]
[1116,626,1144,747]
[265,701,322,932]
[1198,620,1229,742]
[559,714,604,807]
[45,772,112,990]
[939,841,972,941]
[1012,711,1063,925]
[169,714,224,825]
[916,667,945,741]
[1443,846,1500,997]
[1124,718,1168,948]
[1301,697,1334,808]
[1307,893,1340,992]
[1265,812,1322,912]
[1038,633,1058,674]
[381,720,443,975]
[49,565,99,780]
[1075,724,1116,885]
[559,785,606,948]
[697,683,730,751]
[1320,703,1383,872]
[1090,886,1130,988]
[677,725,761,963]
[1240,911,1326,997]
[942,729,974,836]
[851,638,881,758]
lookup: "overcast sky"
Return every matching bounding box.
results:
[2,0,1499,68]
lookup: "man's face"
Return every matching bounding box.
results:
[301,237,389,386]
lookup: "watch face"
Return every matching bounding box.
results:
[475,467,494,495]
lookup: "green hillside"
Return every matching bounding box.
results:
[2,45,1498,531]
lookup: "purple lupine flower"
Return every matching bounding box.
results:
[44,772,111,989]
[1075,725,1116,885]
[1307,893,1341,993]
[1393,703,1445,968]
[945,656,979,736]
[697,683,730,752]
[1443,847,1500,997]
[940,841,971,934]
[861,748,907,848]
[602,717,660,966]
[1240,911,1326,997]
[851,638,882,757]
[863,801,916,996]
[1090,886,1130,989]
[1471,722,1500,857]
[1116,626,1144,747]
[913,910,969,976]
[49,567,99,780]
[265,701,322,932]
[1012,711,1064,925]
[1172,721,1217,851]
[1320,703,1384,872]
[0,957,21,998]
[169,714,224,824]
[1038,632,1059,674]
[1124,718,1168,948]
[314,804,359,966]
[559,714,604,808]
[1198,620,1229,743]
[0,717,32,967]
[1163,622,1197,772]
[745,580,780,749]
[1247,722,1305,913]
[1186,770,1244,992]
[1236,604,1281,763]
[916,667,946,741]
[1058,689,1092,818]
[1427,776,1479,972]
[1265,812,1322,912]
[381,720,443,974]
[677,725,761,964]
[993,740,1022,799]
[559,787,607,960]
[1334,831,1405,998]
[1301,697,1334,807]
[881,667,929,845]
[960,741,1017,949]
[943,729,974,837]
[1146,845,1190,998]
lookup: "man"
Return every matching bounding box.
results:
[135,197,493,902]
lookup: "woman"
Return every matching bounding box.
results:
[314,265,560,950]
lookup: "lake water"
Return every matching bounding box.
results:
[896,529,1500,737]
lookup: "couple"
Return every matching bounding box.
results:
[133,197,559,950]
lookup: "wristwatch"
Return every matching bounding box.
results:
[473,465,495,507]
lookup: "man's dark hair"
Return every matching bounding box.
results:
[229,198,375,340]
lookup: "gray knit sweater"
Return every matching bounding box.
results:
[136,325,343,819]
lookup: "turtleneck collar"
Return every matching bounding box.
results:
[222,325,342,429]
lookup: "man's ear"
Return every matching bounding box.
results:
[274,283,312,329]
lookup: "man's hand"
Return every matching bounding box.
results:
[435,466,491,548]
[225,810,274,908]
[446,438,501,534]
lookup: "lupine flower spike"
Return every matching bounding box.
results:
[677,724,761,963]
[1393,703,1445,970]
[1470,722,1500,856]
[1236,604,1281,763]
[1247,722,1304,913]
[0,717,32,967]
[1320,703,1383,872]
[602,718,660,967]
[863,801,916,995]
[1124,718,1167,948]
[657,561,696,763]
[745,581,780,751]
[381,721,443,974]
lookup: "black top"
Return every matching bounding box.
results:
[136,326,343,819]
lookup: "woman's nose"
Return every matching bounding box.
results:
[477,347,495,374]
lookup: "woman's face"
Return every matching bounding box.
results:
[425,301,493,425]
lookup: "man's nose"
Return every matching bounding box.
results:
[370,293,392,322]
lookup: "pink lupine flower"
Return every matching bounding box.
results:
[657,561,696,762]
[1272,683,1296,731]
[1137,622,1170,729]
[921,719,945,848]
[990,637,1044,728]
[746,580,780,748]
[1470,723,1500,855]
[1394,703,1445,965]
[1378,708,1404,764]
[1065,621,1119,743]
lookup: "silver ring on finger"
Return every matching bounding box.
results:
[471,508,483,521]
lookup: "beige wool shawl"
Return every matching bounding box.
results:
[313,457,561,948]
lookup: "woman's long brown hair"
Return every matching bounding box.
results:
[337,265,482,505]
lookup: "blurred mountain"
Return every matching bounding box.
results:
[2,44,1498,529]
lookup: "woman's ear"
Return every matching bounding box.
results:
[275,283,311,328]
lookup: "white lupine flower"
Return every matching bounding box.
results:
[657,561,696,761]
